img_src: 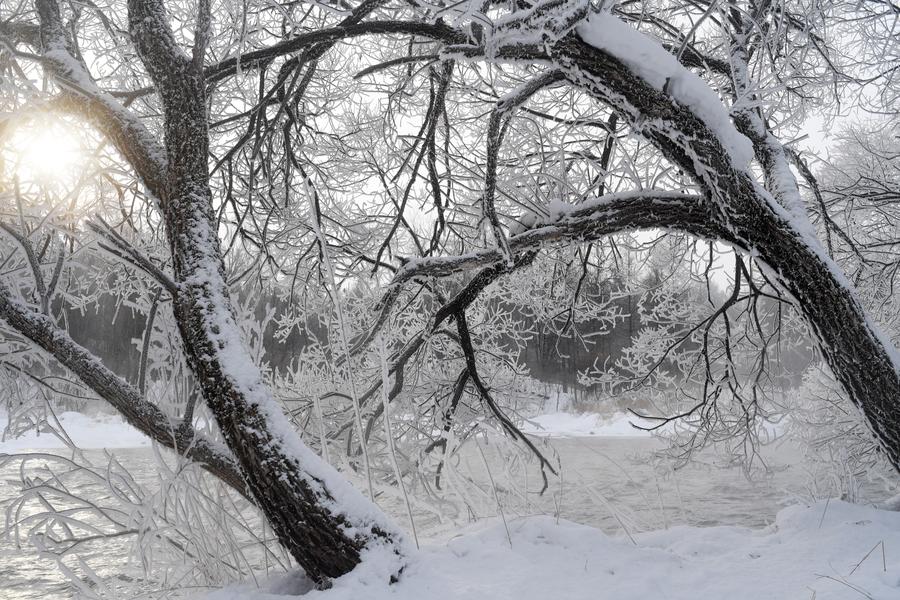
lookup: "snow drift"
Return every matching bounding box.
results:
[203,500,900,600]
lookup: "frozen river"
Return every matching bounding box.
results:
[0,436,891,599]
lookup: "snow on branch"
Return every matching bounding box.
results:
[33,0,167,199]
[396,191,721,279]
[483,71,565,265]
[485,0,590,54]
[367,191,728,343]
[574,11,754,170]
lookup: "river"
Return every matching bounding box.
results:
[0,436,891,599]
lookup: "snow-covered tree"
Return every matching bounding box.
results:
[1,0,899,589]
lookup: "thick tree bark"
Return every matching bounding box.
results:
[734,193,900,467]
[125,0,402,584]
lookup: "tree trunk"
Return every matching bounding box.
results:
[728,192,900,469]
[553,30,900,471]
[126,0,402,584]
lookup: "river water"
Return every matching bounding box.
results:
[0,437,892,599]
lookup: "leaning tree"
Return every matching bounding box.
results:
[1,0,899,587]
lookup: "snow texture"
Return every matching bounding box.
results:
[201,500,900,600]
[576,12,754,170]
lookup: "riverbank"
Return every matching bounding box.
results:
[205,500,900,600]
[521,411,656,437]
[0,409,654,451]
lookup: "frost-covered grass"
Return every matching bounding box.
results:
[203,500,900,600]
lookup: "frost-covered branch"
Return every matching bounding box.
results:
[388,192,721,288]
[205,19,465,84]
[483,71,565,263]
[0,280,248,497]
[86,217,178,297]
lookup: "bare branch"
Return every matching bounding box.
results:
[86,217,178,297]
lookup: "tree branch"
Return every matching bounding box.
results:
[0,280,249,498]
[35,0,167,199]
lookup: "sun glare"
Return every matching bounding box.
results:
[5,121,86,187]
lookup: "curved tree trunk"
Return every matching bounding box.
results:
[125,0,402,584]
[550,29,900,470]
[727,189,900,469]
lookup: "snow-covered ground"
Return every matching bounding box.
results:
[3,409,891,600]
[521,411,656,437]
[205,500,900,600]
[0,411,149,451]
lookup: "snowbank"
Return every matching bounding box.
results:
[203,500,900,600]
[521,412,654,437]
[0,411,149,451]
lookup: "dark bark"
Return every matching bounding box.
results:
[126,0,400,584]
[204,20,465,83]
[550,32,900,471]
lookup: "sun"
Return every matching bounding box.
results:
[4,119,88,187]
